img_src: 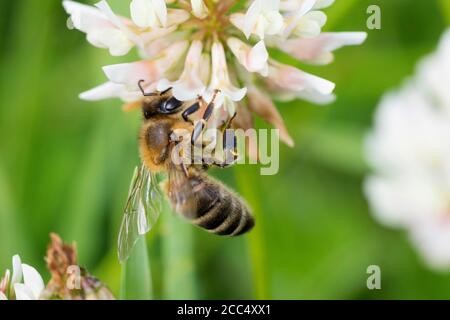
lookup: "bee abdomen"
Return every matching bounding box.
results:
[211,197,244,236]
[195,196,231,231]
[231,207,255,236]
[192,181,255,236]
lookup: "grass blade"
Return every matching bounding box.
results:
[120,236,152,300]
[235,165,271,299]
[161,201,198,299]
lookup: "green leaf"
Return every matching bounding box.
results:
[120,236,153,300]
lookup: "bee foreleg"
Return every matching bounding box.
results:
[182,102,201,123]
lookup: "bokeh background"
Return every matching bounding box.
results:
[0,0,449,299]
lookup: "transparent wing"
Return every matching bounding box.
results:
[118,165,163,262]
[167,163,198,220]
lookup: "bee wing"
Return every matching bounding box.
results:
[167,163,197,220]
[118,165,163,262]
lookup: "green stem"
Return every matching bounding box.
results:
[120,236,153,300]
[235,165,270,299]
[161,201,198,299]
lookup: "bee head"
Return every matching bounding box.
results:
[139,81,183,120]
[142,95,183,120]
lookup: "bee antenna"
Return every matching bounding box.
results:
[138,80,156,97]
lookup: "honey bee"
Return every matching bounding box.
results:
[118,81,254,261]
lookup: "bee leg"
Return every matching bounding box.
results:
[191,91,220,145]
[138,80,157,97]
[183,94,208,124]
[169,130,184,143]
[182,102,201,124]
[227,112,237,129]
[168,130,194,177]
[211,112,238,168]
[200,125,238,169]
[191,99,215,146]
[214,128,239,168]
[181,163,189,177]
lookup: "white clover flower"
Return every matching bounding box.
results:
[157,40,207,101]
[64,0,366,146]
[130,0,168,28]
[230,0,284,40]
[191,0,209,19]
[0,255,45,300]
[281,0,330,39]
[416,31,450,116]
[365,29,450,270]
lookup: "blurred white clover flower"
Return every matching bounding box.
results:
[64,0,366,146]
[365,29,450,270]
[0,255,45,300]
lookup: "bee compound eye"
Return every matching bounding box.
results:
[161,97,183,113]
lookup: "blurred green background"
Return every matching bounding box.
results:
[0,0,449,300]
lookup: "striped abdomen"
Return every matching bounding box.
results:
[176,173,255,236]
